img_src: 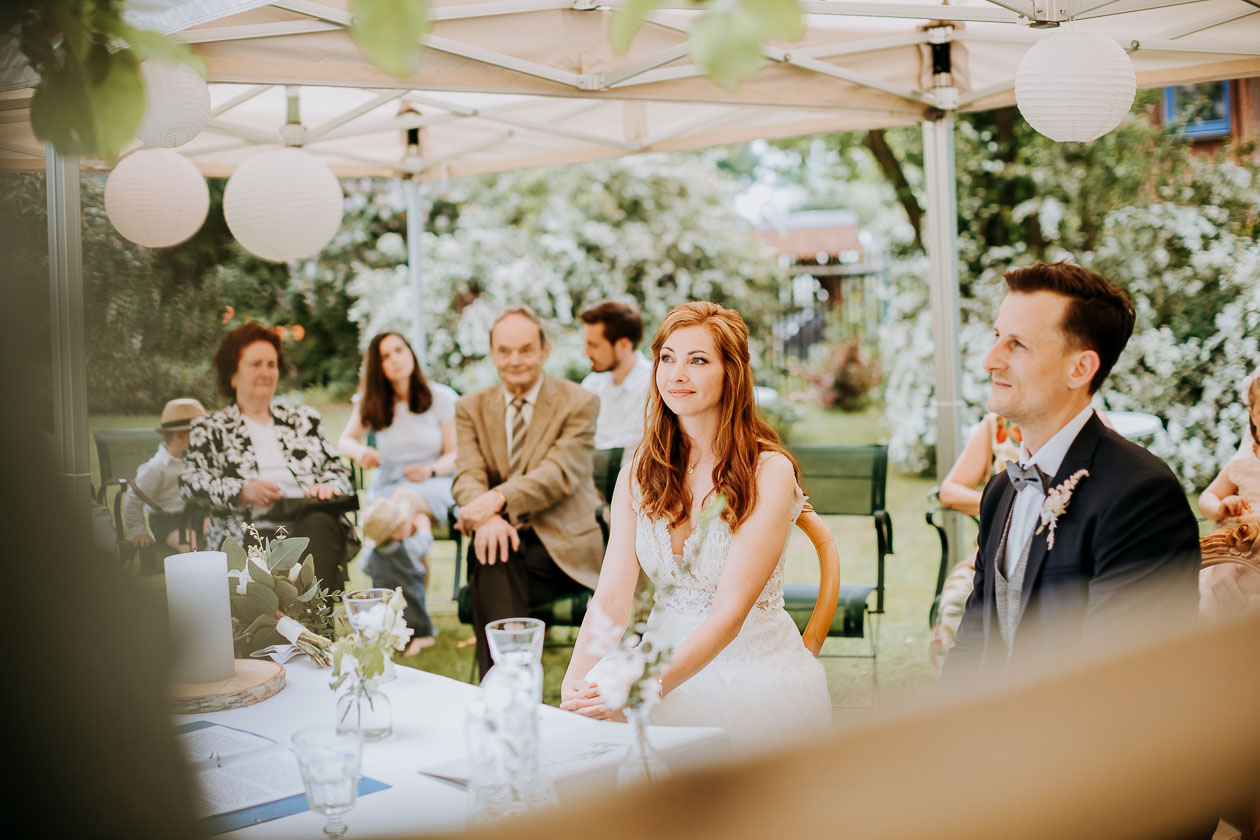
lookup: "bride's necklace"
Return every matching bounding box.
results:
[686,451,709,475]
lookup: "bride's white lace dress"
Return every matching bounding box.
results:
[621,455,832,745]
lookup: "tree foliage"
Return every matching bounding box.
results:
[1,172,367,413]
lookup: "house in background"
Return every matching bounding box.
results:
[757,209,889,369]
[1158,78,1260,150]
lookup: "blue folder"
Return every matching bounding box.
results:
[177,720,391,836]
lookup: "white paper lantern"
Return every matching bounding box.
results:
[1015,28,1136,143]
[223,148,345,262]
[105,148,209,248]
[135,60,211,148]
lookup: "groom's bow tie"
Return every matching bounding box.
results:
[1006,460,1050,494]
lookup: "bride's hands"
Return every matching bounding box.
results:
[559,680,626,722]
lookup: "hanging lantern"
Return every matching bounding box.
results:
[104,148,209,248]
[1015,28,1136,143]
[223,148,344,262]
[135,60,211,148]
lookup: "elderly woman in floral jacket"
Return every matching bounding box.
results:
[182,322,357,588]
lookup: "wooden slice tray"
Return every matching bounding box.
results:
[170,659,286,713]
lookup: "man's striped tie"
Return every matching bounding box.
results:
[507,396,528,476]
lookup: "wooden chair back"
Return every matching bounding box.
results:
[1200,522,1260,573]
[797,502,840,657]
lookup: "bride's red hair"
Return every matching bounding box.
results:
[634,301,796,532]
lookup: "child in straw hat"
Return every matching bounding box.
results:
[361,489,437,655]
[124,398,207,562]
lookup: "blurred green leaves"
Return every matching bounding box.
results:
[351,0,429,77]
[611,0,804,91]
[9,0,204,162]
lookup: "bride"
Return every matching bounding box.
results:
[560,301,831,745]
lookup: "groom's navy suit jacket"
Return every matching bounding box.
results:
[944,412,1201,681]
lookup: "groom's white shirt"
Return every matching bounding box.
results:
[1003,405,1094,577]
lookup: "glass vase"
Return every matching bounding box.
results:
[617,706,666,787]
[336,685,392,742]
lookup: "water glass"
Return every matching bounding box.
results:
[292,727,364,839]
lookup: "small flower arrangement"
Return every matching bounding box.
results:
[329,588,414,697]
[223,526,337,666]
[1036,469,1089,550]
[586,495,728,716]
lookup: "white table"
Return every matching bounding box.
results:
[176,662,725,837]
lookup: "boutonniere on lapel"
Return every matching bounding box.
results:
[1036,469,1089,549]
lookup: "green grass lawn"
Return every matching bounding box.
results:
[93,398,957,716]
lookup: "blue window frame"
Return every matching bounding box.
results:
[1163,81,1232,139]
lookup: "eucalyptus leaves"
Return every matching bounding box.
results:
[224,527,337,666]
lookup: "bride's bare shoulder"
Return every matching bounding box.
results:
[755,450,795,487]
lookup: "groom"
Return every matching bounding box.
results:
[944,262,1201,682]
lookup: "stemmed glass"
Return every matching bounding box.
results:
[292,727,364,839]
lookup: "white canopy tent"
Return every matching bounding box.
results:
[4,0,1258,553]
[4,1,1259,177]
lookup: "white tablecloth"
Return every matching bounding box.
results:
[175,661,725,837]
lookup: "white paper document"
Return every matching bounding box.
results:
[178,723,306,819]
[416,719,725,795]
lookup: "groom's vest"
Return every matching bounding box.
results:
[993,502,1034,652]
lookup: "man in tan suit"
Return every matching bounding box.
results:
[453,306,604,676]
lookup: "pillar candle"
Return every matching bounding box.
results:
[164,551,236,683]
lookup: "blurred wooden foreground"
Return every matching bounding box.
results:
[414,612,1260,840]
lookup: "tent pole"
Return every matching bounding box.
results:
[46,143,90,514]
[405,177,427,361]
[921,113,966,571]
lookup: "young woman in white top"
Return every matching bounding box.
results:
[339,331,457,528]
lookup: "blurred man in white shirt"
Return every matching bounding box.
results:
[580,300,651,452]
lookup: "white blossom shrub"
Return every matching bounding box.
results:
[347,154,783,396]
[881,161,1260,489]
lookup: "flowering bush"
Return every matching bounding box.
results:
[803,337,881,412]
[347,155,784,394]
[880,157,1260,489]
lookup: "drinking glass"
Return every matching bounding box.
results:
[292,727,364,839]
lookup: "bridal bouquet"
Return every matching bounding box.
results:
[223,526,337,666]
[586,495,728,715]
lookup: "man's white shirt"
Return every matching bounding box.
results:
[581,351,651,451]
[1003,405,1095,578]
